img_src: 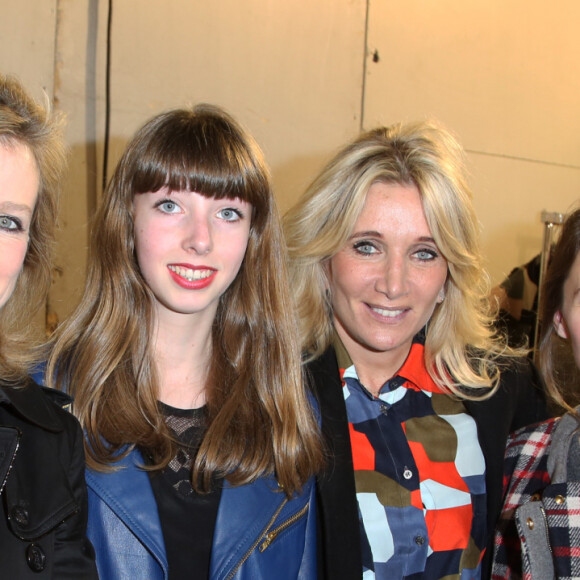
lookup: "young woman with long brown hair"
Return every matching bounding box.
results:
[48,104,322,579]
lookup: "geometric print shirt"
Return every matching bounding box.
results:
[337,333,487,579]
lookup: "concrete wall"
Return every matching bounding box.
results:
[1,0,579,326]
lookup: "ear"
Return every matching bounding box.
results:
[553,310,569,340]
[436,287,445,304]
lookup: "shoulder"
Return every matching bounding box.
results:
[0,378,78,434]
[304,348,340,388]
[466,356,549,431]
[496,356,543,390]
[501,418,557,511]
[304,347,345,420]
[506,417,557,460]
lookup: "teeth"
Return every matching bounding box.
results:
[372,307,404,318]
[168,265,213,281]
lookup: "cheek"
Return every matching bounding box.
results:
[566,310,580,351]
[418,267,447,303]
[0,240,28,307]
[328,256,365,299]
[1,241,28,277]
[133,230,160,276]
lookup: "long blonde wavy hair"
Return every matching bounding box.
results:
[0,74,65,382]
[284,120,510,398]
[48,104,322,494]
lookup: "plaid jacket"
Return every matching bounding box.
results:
[492,413,580,580]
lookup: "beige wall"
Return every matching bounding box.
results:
[1,0,579,326]
[364,1,580,283]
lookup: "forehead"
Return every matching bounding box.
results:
[354,181,431,236]
[0,142,39,210]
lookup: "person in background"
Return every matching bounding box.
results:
[0,74,97,578]
[491,253,542,350]
[492,207,580,579]
[47,104,323,579]
[284,120,548,579]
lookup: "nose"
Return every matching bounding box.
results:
[183,212,212,255]
[375,255,408,299]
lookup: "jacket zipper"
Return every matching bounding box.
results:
[226,498,309,579]
[259,502,309,552]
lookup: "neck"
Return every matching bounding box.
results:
[152,307,214,409]
[335,330,410,397]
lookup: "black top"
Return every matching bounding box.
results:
[147,403,221,580]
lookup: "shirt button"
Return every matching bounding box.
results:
[11,506,29,527]
[415,535,425,545]
[26,544,46,572]
[380,404,389,415]
[403,468,413,480]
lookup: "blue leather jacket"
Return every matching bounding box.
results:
[86,447,317,579]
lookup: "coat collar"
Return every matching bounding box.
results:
[0,379,69,433]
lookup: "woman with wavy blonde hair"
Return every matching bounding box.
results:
[284,120,547,579]
[48,104,322,579]
[0,74,97,578]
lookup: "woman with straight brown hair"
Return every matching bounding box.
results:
[48,104,323,579]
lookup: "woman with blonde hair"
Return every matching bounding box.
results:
[0,74,97,577]
[284,120,547,579]
[48,104,322,579]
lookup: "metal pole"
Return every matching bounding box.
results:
[534,210,565,362]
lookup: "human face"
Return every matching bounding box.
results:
[327,181,448,376]
[554,251,580,369]
[0,143,39,310]
[133,188,251,324]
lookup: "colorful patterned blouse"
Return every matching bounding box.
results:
[336,333,487,579]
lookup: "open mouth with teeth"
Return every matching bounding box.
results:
[168,265,214,282]
[371,306,405,318]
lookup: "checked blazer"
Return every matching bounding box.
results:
[492,411,580,580]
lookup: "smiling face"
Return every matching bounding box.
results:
[133,188,251,325]
[554,251,580,369]
[327,181,448,379]
[0,142,39,310]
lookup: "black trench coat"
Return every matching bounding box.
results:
[0,379,97,579]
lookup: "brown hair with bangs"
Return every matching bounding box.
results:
[47,104,322,494]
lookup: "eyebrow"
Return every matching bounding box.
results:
[350,231,437,244]
[0,201,33,215]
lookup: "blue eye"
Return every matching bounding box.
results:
[218,208,243,222]
[353,241,378,255]
[157,200,180,214]
[0,215,22,232]
[414,249,438,261]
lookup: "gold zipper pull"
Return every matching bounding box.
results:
[259,531,278,552]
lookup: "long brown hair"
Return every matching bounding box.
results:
[0,74,65,382]
[48,104,322,494]
[538,207,580,411]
